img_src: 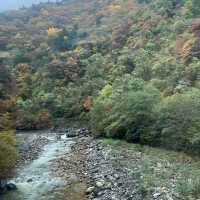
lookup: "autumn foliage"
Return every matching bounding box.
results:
[36,111,52,129]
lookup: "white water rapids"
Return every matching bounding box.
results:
[2,133,74,200]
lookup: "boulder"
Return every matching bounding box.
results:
[0,180,7,193]
[27,178,33,183]
[66,131,78,138]
[96,180,105,188]
[77,128,90,136]
[6,183,17,191]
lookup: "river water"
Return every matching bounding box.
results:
[2,133,74,200]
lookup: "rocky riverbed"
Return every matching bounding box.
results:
[52,134,186,200]
[1,129,191,200]
[55,136,151,200]
[16,132,50,166]
[54,136,143,200]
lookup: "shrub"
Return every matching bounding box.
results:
[155,89,200,154]
[90,84,113,137]
[36,111,52,129]
[91,75,161,142]
[0,113,13,131]
[0,131,18,180]
[15,110,37,130]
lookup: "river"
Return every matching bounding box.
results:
[2,132,74,200]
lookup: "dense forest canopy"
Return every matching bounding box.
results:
[1,0,200,185]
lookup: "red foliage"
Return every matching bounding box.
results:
[192,18,200,36]
[0,100,10,113]
[142,21,153,31]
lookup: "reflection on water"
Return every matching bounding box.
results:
[2,133,74,200]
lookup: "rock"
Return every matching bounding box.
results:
[0,180,7,193]
[66,130,78,138]
[114,174,120,179]
[96,180,105,188]
[104,182,112,189]
[6,183,17,191]
[153,192,161,199]
[27,178,33,182]
[86,186,95,194]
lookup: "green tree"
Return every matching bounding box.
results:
[155,89,200,154]
[91,75,161,142]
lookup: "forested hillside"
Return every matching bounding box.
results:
[1,0,200,181]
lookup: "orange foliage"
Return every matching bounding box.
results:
[192,18,200,36]
[83,96,93,109]
[142,21,153,31]
[67,57,77,65]
[0,100,10,112]
[36,111,52,129]
[47,27,62,37]
[176,36,196,59]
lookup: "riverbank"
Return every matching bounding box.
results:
[1,131,75,200]
[16,131,51,166]
[52,136,200,200]
[2,130,200,200]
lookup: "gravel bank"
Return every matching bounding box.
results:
[15,131,187,200]
[52,136,142,200]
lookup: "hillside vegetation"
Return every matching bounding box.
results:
[1,0,200,183]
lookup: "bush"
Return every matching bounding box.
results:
[91,75,161,142]
[15,110,37,130]
[36,111,52,129]
[0,131,18,180]
[155,89,200,154]
[0,113,13,131]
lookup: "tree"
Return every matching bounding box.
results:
[15,63,32,100]
[91,75,161,142]
[0,131,17,181]
[155,89,200,154]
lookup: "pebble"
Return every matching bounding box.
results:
[153,192,162,199]
[86,186,95,194]
[96,180,105,188]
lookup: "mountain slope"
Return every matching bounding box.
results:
[0,0,200,153]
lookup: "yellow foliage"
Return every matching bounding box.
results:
[74,46,84,55]
[99,84,113,98]
[107,4,122,13]
[0,113,13,131]
[47,27,62,37]
[0,138,17,179]
[0,130,17,179]
[179,38,196,59]
[126,36,147,48]
[0,130,16,146]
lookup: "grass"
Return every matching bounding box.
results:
[102,138,130,147]
[102,138,200,199]
[177,177,200,198]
